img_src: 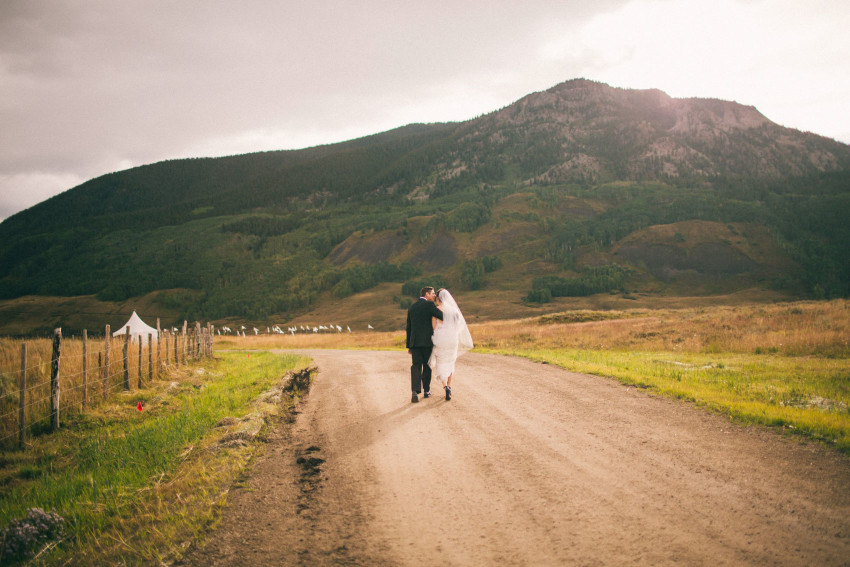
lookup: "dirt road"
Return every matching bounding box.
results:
[184,350,850,566]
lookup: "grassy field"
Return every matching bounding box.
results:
[0,299,847,563]
[0,331,195,449]
[224,299,850,452]
[0,351,310,565]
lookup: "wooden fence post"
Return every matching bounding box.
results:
[209,324,214,358]
[195,321,201,358]
[123,327,130,391]
[137,336,143,388]
[148,333,153,381]
[174,328,179,366]
[19,342,26,449]
[99,352,103,400]
[181,321,187,366]
[104,325,110,400]
[50,328,61,431]
[82,329,88,409]
[156,319,162,375]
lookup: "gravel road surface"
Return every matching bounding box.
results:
[183,350,850,566]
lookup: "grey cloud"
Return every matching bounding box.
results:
[5,0,846,222]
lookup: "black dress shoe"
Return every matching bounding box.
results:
[411,393,419,403]
[424,391,431,398]
[445,386,451,401]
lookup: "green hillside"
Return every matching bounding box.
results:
[1,79,849,334]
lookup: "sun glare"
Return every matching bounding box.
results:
[572,0,766,98]
[539,0,849,131]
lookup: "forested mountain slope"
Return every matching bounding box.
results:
[1,79,848,332]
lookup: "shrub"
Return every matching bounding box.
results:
[0,508,65,563]
[332,279,354,298]
[332,262,421,298]
[525,288,552,303]
[419,216,442,242]
[461,259,485,290]
[482,255,502,273]
[530,265,628,298]
[444,203,490,232]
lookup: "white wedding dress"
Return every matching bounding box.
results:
[429,290,473,386]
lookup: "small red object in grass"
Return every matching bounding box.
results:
[137,401,143,412]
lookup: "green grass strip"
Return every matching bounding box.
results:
[482,347,850,453]
[0,350,308,564]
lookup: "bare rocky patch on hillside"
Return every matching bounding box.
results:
[411,232,457,270]
[328,231,407,266]
[614,220,793,284]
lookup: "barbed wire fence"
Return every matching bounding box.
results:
[0,319,215,451]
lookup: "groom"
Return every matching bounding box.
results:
[406,286,443,403]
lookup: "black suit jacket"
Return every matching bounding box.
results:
[406,298,443,349]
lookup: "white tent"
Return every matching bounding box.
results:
[112,311,159,343]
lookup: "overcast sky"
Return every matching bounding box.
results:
[1,0,848,221]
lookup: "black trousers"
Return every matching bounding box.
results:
[410,346,433,394]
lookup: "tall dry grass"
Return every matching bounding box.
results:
[0,332,197,448]
[472,300,850,357]
[215,329,403,351]
[215,300,850,358]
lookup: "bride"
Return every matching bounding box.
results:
[429,288,473,400]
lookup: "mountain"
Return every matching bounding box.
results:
[1,79,849,334]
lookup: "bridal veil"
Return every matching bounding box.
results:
[432,289,474,356]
